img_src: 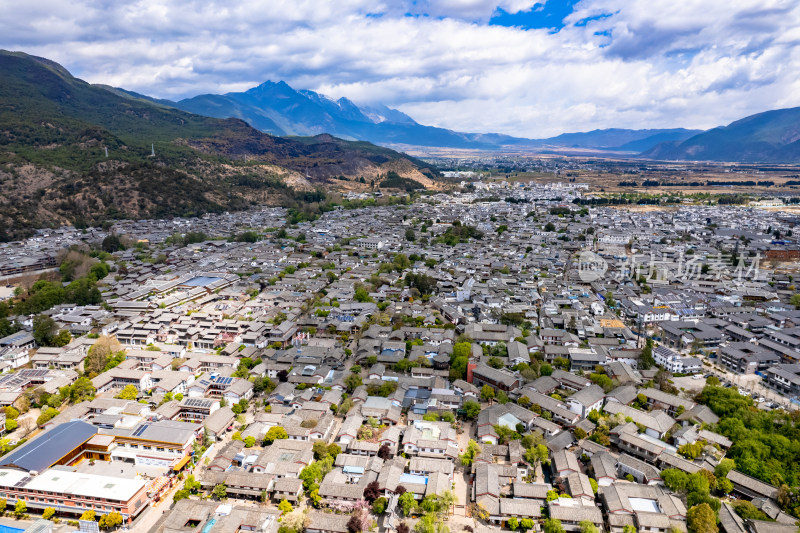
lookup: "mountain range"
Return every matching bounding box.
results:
[3,48,800,243]
[0,51,437,240]
[168,80,800,162]
[642,107,800,162]
[171,81,703,152]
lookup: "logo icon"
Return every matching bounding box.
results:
[576,250,608,282]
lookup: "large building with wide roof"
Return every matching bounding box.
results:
[0,420,98,472]
[0,467,148,522]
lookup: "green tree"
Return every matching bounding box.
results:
[480,385,495,402]
[89,261,110,280]
[328,443,341,459]
[354,286,373,303]
[525,444,550,466]
[212,483,227,500]
[406,273,437,296]
[399,491,417,516]
[579,521,598,533]
[449,356,468,380]
[344,373,362,393]
[589,373,613,392]
[393,253,411,271]
[604,291,616,308]
[540,363,553,376]
[487,356,504,369]
[420,496,438,513]
[494,424,518,445]
[622,526,637,533]
[184,474,201,493]
[13,499,25,518]
[508,517,519,530]
[462,400,481,420]
[32,315,58,346]
[102,234,123,252]
[452,342,471,360]
[661,469,688,492]
[4,419,16,432]
[51,329,72,347]
[308,488,322,508]
[115,384,138,400]
[460,439,482,466]
[313,440,330,460]
[69,377,96,403]
[99,511,123,529]
[731,501,770,521]
[687,503,718,533]
[716,477,733,495]
[244,436,256,448]
[264,426,288,445]
[37,406,59,426]
[678,441,704,460]
[278,499,293,514]
[714,458,735,479]
[373,496,388,514]
[639,339,655,370]
[414,513,447,533]
[543,518,566,533]
[496,390,509,404]
[438,490,456,514]
[520,519,534,532]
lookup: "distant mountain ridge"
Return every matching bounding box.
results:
[171,80,701,152]
[642,107,800,162]
[174,80,521,148]
[541,128,703,151]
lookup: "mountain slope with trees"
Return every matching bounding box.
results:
[0,50,438,240]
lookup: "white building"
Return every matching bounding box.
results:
[654,346,702,374]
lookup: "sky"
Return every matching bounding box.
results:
[2,0,800,138]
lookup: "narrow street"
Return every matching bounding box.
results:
[452,421,474,521]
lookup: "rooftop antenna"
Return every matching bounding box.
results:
[104,146,108,158]
[151,143,155,157]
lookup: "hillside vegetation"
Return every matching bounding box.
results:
[0,51,438,240]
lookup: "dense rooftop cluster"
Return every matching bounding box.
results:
[0,184,800,533]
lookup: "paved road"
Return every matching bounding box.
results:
[701,358,796,410]
[452,421,474,523]
[643,335,797,411]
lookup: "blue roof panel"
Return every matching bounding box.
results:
[0,420,97,472]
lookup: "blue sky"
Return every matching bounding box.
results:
[1,0,798,137]
[489,1,580,30]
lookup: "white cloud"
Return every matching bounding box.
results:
[1,0,800,137]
